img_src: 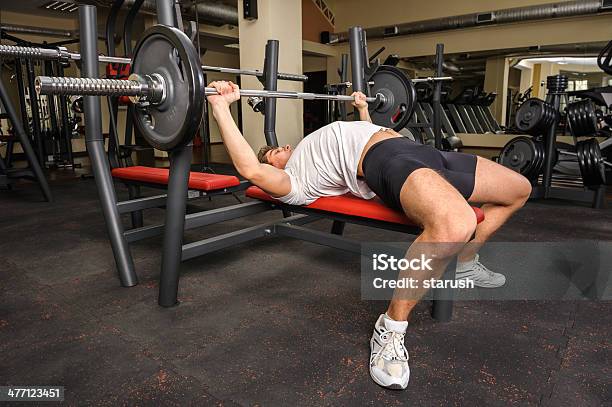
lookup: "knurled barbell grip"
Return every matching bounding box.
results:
[0,44,130,64]
[0,44,62,60]
[35,75,166,105]
[36,76,143,97]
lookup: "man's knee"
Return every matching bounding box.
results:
[426,205,477,244]
[515,175,532,205]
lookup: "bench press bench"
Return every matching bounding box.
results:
[115,178,483,321]
[110,166,250,228]
[112,166,244,192]
[111,166,249,198]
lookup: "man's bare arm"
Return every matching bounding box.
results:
[209,82,291,197]
[358,107,372,122]
[351,91,372,123]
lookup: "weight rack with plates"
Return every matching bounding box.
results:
[499,74,609,208]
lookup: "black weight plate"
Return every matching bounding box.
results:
[584,101,598,135]
[531,141,545,179]
[131,25,205,151]
[567,100,597,137]
[589,138,606,184]
[499,136,537,176]
[576,139,604,186]
[368,65,416,131]
[515,98,548,135]
[576,140,588,184]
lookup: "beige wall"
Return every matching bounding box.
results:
[303,55,327,72]
[484,57,509,125]
[333,0,611,32]
[238,0,304,150]
[329,1,612,61]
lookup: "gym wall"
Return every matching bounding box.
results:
[324,0,611,124]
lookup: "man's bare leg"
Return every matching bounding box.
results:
[385,168,478,322]
[457,157,532,263]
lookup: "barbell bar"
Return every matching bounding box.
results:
[0,44,309,82]
[330,76,454,89]
[35,74,386,106]
[558,149,612,168]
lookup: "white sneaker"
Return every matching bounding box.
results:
[369,314,410,390]
[456,254,506,288]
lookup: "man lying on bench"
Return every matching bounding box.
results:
[208,81,531,390]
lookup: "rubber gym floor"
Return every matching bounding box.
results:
[1,167,610,406]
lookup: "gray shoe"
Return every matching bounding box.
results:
[456,254,506,288]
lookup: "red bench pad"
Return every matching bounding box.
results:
[112,166,241,191]
[246,186,484,226]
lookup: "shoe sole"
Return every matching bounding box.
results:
[456,275,505,288]
[369,371,407,391]
[369,340,409,390]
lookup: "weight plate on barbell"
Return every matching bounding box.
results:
[499,136,538,177]
[131,25,205,151]
[368,65,416,131]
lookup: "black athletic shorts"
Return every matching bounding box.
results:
[362,137,477,210]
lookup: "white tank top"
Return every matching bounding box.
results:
[278,121,383,205]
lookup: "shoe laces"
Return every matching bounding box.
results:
[372,327,408,363]
[472,255,494,277]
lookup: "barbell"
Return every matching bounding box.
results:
[0,44,308,83]
[35,75,384,105]
[27,24,439,150]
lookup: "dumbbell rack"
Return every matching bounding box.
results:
[529,75,607,208]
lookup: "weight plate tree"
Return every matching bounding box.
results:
[368,65,416,131]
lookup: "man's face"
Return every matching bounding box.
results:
[265,145,293,169]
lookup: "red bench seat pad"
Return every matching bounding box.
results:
[112,166,241,191]
[246,186,484,226]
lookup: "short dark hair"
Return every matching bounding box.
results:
[257,145,275,164]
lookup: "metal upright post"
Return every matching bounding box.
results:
[56,62,75,167]
[431,257,458,322]
[11,58,30,167]
[433,44,444,150]
[542,75,567,193]
[156,0,175,26]
[25,59,44,164]
[14,59,29,133]
[105,0,124,170]
[348,27,366,120]
[338,53,349,121]
[0,79,53,202]
[79,5,137,287]
[156,0,194,307]
[263,40,279,147]
[43,61,60,164]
